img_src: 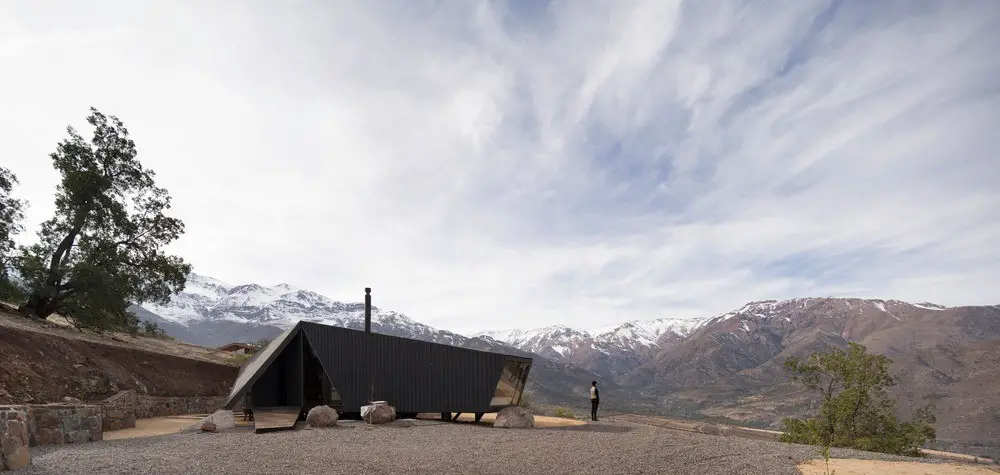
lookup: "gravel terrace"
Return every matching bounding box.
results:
[22,420,940,475]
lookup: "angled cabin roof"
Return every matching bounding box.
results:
[223,321,532,413]
[224,322,304,408]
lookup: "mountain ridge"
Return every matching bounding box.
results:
[134,272,1000,456]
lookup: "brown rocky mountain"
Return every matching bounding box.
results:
[620,298,1000,457]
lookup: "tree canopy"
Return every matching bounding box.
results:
[0,166,26,298]
[15,107,191,330]
[779,342,936,457]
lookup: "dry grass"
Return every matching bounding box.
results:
[0,306,238,367]
[922,449,997,465]
[798,459,1000,475]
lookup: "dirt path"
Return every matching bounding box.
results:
[798,459,1000,475]
[103,415,208,440]
[617,413,996,463]
[448,412,586,428]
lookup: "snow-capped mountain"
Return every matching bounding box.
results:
[478,317,711,361]
[144,273,712,371]
[474,317,712,380]
[476,325,592,358]
[134,273,640,410]
[591,317,709,351]
[698,297,955,335]
[139,273,477,348]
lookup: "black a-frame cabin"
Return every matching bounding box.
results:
[223,300,532,432]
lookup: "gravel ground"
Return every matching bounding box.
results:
[22,420,941,475]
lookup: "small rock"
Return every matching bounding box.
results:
[201,421,217,432]
[361,403,396,424]
[61,396,83,404]
[186,410,234,432]
[306,405,339,428]
[2,445,31,470]
[2,418,31,469]
[494,406,534,429]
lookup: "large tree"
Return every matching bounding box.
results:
[17,107,191,329]
[0,166,26,298]
[780,342,936,457]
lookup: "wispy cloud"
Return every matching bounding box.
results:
[2,0,998,333]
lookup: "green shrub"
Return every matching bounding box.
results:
[228,352,252,365]
[780,342,936,457]
[554,407,576,419]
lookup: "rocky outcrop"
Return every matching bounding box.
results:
[0,406,30,471]
[493,407,534,429]
[306,406,339,428]
[361,402,395,424]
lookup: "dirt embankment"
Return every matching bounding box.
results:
[0,309,239,405]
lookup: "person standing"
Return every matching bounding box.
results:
[590,380,600,421]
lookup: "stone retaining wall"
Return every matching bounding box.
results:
[25,405,102,447]
[135,393,227,419]
[100,391,136,431]
[0,406,30,471]
[100,390,227,431]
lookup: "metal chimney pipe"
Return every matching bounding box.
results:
[364,287,372,333]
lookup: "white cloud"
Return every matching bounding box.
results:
[2,0,997,334]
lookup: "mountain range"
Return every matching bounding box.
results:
[135,273,1000,458]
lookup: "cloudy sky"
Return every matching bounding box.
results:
[2,0,998,334]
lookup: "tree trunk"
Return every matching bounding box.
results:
[20,210,89,319]
[18,291,59,319]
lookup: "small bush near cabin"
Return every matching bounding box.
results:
[554,407,576,419]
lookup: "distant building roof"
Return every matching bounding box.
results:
[217,342,258,352]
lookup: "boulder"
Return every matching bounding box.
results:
[60,397,83,405]
[361,403,396,424]
[493,407,534,429]
[306,406,339,428]
[200,422,217,433]
[186,410,235,432]
[1,412,31,470]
